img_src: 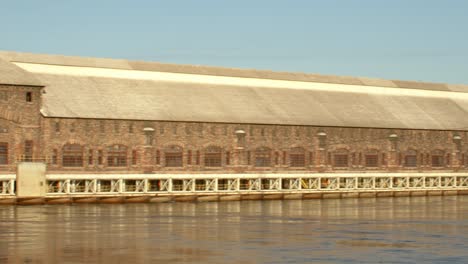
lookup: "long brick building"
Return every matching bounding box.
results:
[1,51,467,176]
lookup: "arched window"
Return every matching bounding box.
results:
[333,149,349,168]
[365,149,379,167]
[0,142,8,165]
[107,145,127,167]
[62,144,83,167]
[165,145,183,167]
[204,146,222,167]
[404,149,417,167]
[431,150,444,167]
[290,147,305,167]
[255,147,271,167]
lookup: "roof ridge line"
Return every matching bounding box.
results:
[1,50,467,92]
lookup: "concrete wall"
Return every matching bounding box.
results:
[16,162,46,197]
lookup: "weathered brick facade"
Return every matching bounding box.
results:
[0,82,465,175]
[0,84,42,173]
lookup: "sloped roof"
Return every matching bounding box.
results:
[1,50,467,92]
[0,50,468,130]
[32,73,468,130]
[0,57,42,86]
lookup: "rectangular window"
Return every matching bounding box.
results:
[114,122,119,133]
[24,140,33,161]
[255,150,271,167]
[226,151,230,165]
[26,92,32,102]
[333,154,348,167]
[62,144,83,167]
[309,152,314,166]
[205,152,222,167]
[275,152,279,165]
[282,151,287,165]
[196,151,200,165]
[129,123,134,133]
[85,120,90,134]
[432,155,444,167]
[107,146,127,167]
[290,154,305,167]
[405,155,417,167]
[88,149,93,165]
[55,122,60,133]
[155,150,160,165]
[52,149,57,165]
[98,150,103,165]
[0,143,8,165]
[132,150,137,165]
[365,154,378,167]
[247,151,251,165]
[187,150,192,165]
[165,152,183,167]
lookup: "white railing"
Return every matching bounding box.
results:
[2,173,468,196]
[42,173,468,196]
[0,175,16,196]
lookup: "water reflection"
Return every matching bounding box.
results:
[0,196,467,263]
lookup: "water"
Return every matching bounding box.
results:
[0,196,467,263]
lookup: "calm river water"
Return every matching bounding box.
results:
[0,196,467,263]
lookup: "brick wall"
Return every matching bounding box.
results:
[0,82,464,175]
[41,117,466,174]
[0,84,42,172]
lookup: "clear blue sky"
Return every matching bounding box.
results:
[2,0,467,84]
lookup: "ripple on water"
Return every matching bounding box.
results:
[0,196,467,263]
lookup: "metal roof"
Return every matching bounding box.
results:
[1,50,468,130]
